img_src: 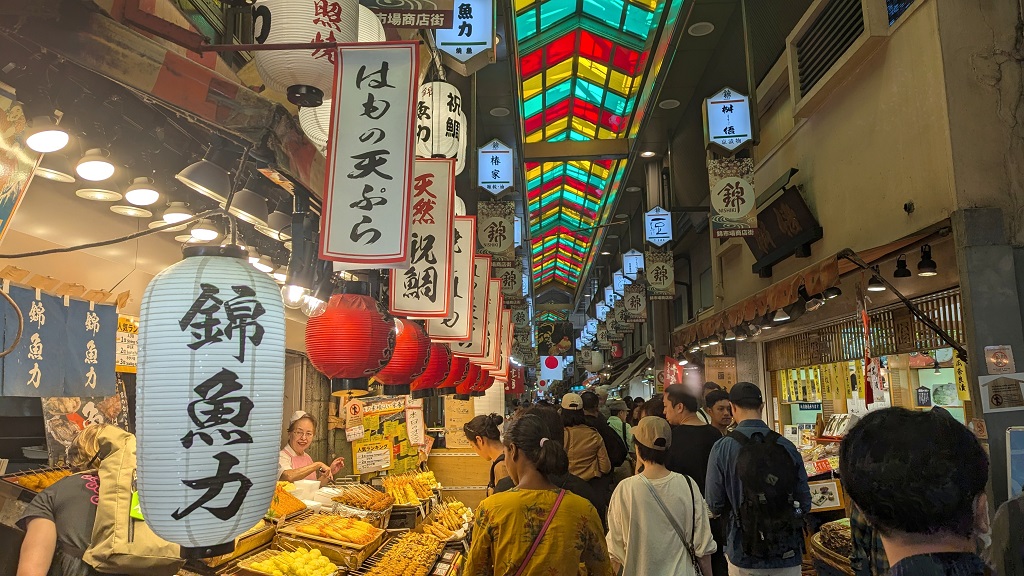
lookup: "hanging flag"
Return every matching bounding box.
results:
[64,299,117,397]
[453,255,492,358]
[505,366,525,395]
[2,285,66,397]
[428,216,476,341]
[477,201,515,261]
[321,42,418,267]
[390,158,456,318]
[624,273,648,323]
[646,246,675,300]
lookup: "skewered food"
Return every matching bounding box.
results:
[292,515,382,547]
[331,484,395,511]
[415,471,440,489]
[4,469,72,492]
[381,473,432,505]
[363,533,444,576]
[421,500,470,540]
[268,483,306,519]
[246,548,338,576]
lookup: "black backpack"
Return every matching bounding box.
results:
[587,416,628,468]
[728,430,802,558]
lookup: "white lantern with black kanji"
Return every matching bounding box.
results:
[252,0,359,107]
[136,245,285,556]
[415,81,463,159]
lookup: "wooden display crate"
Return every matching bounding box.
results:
[200,521,275,568]
[272,531,383,572]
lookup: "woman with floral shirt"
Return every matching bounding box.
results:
[465,414,613,576]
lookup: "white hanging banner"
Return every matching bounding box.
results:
[427,216,476,341]
[321,42,418,267]
[494,311,513,381]
[389,159,456,318]
[435,0,494,62]
[453,254,492,358]
[613,269,628,295]
[478,139,514,194]
[596,301,611,321]
[622,249,644,279]
[475,280,503,368]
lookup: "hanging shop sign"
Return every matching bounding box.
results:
[497,315,514,380]
[579,348,593,368]
[742,185,823,278]
[708,157,756,238]
[444,396,474,448]
[435,0,495,75]
[477,200,516,260]
[452,254,491,356]
[321,42,418,267]
[624,277,647,323]
[427,216,476,341]
[478,139,513,194]
[505,366,525,395]
[613,301,632,332]
[622,249,644,280]
[514,216,523,247]
[415,82,462,159]
[389,158,456,318]
[64,298,118,397]
[484,307,508,373]
[644,206,672,247]
[0,86,38,244]
[512,305,530,329]
[703,86,752,153]
[596,324,611,350]
[116,316,139,373]
[537,321,573,357]
[613,269,629,295]
[596,301,611,321]
[359,0,455,29]
[495,259,523,302]
[645,246,675,300]
[476,283,503,368]
[353,437,392,474]
[137,248,285,548]
[2,285,66,397]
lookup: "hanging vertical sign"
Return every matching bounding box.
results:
[511,305,529,329]
[495,260,522,301]
[596,324,611,350]
[2,285,66,397]
[596,301,611,321]
[514,216,522,247]
[482,305,507,372]
[613,269,629,295]
[321,42,418,267]
[604,286,619,306]
[389,158,456,318]
[495,313,513,380]
[624,276,647,323]
[415,83,462,159]
[453,255,492,358]
[644,206,673,246]
[505,366,525,395]
[64,299,117,397]
[477,201,516,260]
[428,216,476,341]
[708,157,756,238]
[472,280,503,365]
[477,139,513,194]
[613,301,632,333]
[645,246,675,300]
[436,0,495,75]
[622,249,644,279]
[703,86,753,153]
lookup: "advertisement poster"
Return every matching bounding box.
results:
[0,82,40,244]
[444,396,474,449]
[41,377,129,464]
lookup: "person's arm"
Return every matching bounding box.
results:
[597,439,611,475]
[605,487,627,570]
[465,501,494,576]
[581,503,616,576]
[279,462,330,483]
[17,517,56,576]
[704,441,728,517]
[788,442,812,515]
[697,555,713,576]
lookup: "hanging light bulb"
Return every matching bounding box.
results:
[76,148,115,181]
[162,202,193,224]
[124,177,160,206]
[25,116,70,153]
[302,260,336,318]
[272,266,288,283]
[190,218,221,242]
[724,329,737,341]
[823,286,842,299]
[281,284,310,308]
[227,175,269,227]
[868,266,887,292]
[175,147,236,204]
[253,255,275,273]
[933,359,942,375]
[893,254,912,278]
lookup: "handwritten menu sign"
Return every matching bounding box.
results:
[353,437,392,474]
[444,396,474,449]
[116,316,138,373]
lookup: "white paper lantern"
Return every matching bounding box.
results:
[416,82,463,159]
[585,349,604,373]
[454,195,466,216]
[137,245,285,554]
[357,5,386,42]
[252,0,358,107]
[455,108,468,175]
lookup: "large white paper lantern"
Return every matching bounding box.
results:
[585,349,604,373]
[252,0,358,107]
[455,108,468,175]
[454,195,466,216]
[357,5,386,42]
[416,82,463,159]
[137,245,285,555]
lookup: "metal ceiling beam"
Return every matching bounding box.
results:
[523,138,634,163]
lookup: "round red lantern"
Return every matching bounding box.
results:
[374,319,431,396]
[453,364,481,400]
[410,344,451,399]
[473,372,495,397]
[436,356,470,396]
[305,282,395,397]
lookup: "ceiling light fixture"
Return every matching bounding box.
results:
[933,359,942,375]
[25,116,70,153]
[124,177,160,206]
[190,218,222,242]
[689,342,700,352]
[687,21,715,36]
[773,308,791,322]
[894,254,912,278]
[175,147,236,204]
[708,334,722,346]
[76,148,115,181]
[868,265,887,292]
[489,106,511,117]
[76,187,121,202]
[109,205,152,218]
[917,244,938,277]
[228,187,269,227]
[625,186,641,193]
[273,266,288,283]
[147,220,185,232]
[253,255,275,273]
[35,154,76,182]
[724,329,737,341]
[678,357,688,366]
[162,202,193,224]
[257,210,293,241]
[302,260,335,318]
[640,151,656,158]
[658,99,681,110]
[248,247,261,265]
[823,286,842,300]
[800,285,825,312]
[735,327,749,341]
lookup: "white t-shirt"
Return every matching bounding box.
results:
[606,471,717,576]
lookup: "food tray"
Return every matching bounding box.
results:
[1,467,73,502]
[347,533,444,576]
[236,545,347,576]
[200,520,276,568]
[329,503,393,530]
[274,531,382,572]
[279,513,385,550]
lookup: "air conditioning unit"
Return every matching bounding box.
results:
[787,0,893,118]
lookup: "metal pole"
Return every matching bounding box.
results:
[740,0,760,145]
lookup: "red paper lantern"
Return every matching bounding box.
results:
[473,372,495,397]
[374,319,431,396]
[436,356,470,396]
[410,344,452,399]
[305,283,395,397]
[454,364,481,400]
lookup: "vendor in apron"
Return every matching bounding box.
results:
[279,411,345,486]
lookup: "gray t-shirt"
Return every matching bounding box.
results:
[18,473,105,576]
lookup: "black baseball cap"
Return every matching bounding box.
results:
[729,382,762,405]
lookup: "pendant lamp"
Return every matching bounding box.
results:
[305,282,395,397]
[584,349,604,373]
[410,344,452,399]
[137,244,285,555]
[436,355,470,396]
[373,319,431,396]
[252,0,358,106]
[453,364,481,401]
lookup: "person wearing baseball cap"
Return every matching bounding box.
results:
[560,393,611,484]
[705,382,811,574]
[606,417,717,576]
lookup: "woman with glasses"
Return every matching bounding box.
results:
[279,411,344,485]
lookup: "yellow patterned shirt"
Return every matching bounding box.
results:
[466,488,613,576]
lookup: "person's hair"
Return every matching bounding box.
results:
[703,382,723,393]
[288,414,318,433]
[561,408,587,427]
[66,424,109,471]
[525,405,564,445]
[839,407,989,538]
[641,397,665,419]
[636,441,668,466]
[503,414,569,478]
[464,413,504,443]
[705,389,731,409]
[664,384,699,413]
[623,396,633,404]
[580,391,599,411]
[731,395,764,411]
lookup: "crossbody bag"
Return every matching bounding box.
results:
[513,489,566,576]
[640,474,703,576]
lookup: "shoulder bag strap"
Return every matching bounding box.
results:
[513,490,566,576]
[641,475,703,575]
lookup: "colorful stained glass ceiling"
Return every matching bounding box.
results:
[512,0,667,294]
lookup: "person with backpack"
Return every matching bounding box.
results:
[17,424,182,576]
[662,384,723,494]
[705,382,811,576]
[606,417,716,576]
[465,414,613,576]
[560,393,611,484]
[581,391,627,505]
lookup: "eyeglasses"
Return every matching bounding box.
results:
[292,431,314,438]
